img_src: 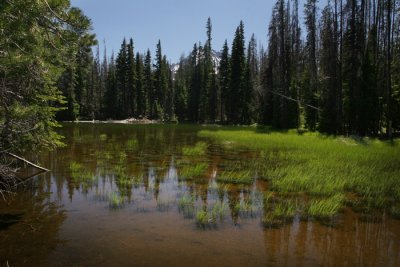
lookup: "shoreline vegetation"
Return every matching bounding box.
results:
[65,118,158,124]
[197,127,400,223]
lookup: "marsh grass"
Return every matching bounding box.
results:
[182,142,208,156]
[234,199,261,218]
[126,138,138,150]
[262,199,297,227]
[69,162,95,186]
[195,202,228,228]
[109,192,124,209]
[179,163,208,180]
[178,194,195,218]
[307,194,344,219]
[217,170,253,184]
[199,128,400,219]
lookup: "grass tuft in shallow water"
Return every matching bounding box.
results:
[200,128,400,218]
[262,199,297,228]
[109,192,124,209]
[307,194,344,219]
[216,170,253,185]
[179,163,208,180]
[182,142,208,156]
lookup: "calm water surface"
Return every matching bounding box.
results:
[1,123,399,267]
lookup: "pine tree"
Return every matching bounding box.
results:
[290,0,302,129]
[135,53,146,118]
[174,56,189,121]
[218,40,230,123]
[188,43,200,122]
[153,40,168,120]
[99,42,108,119]
[260,4,278,126]
[0,0,93,153]
[116,38,128,119]
[126,38,136,117]
[319,3,339,134]
[304,0,319,131]
[144,50,154,118]
[105,52,118,119]
[229,21,246,124]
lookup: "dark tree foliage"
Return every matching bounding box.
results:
[219,40,231,123]
[229,21,246,124]
[0,0,94,153]
[47,1,400,138]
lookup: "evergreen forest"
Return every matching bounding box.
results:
[1,0,400,156]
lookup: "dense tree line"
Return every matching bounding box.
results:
[1,0,94,153]
[58,0,400,137]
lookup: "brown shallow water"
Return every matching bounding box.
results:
[1,123,399,267]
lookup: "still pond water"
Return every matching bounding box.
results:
[1,123,399,267]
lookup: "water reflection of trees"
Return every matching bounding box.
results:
[0,175,66,266]
[42,124,272,228]
[39,124,400,234]
[262,211,400,266]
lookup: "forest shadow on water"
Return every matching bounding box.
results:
[1,123,399,267]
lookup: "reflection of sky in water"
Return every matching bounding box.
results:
[0,123,399,267]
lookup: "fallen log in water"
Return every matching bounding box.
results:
[0,153,50,199]
[6,152,50,172]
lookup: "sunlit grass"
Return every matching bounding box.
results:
[216,170,253,185]
[179,163,208,180]
[262,199,297,227]
[182,141,208,156]
[199,128,400,218]
[307,194,344,219]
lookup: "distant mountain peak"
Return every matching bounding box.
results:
[171,49,221,79]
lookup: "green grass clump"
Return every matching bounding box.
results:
[126,138,138,150]
[178,194,195,218]
[196,210,212,225]
[199,128,400,217]
[234,199,261,218]
[195,202,228,228]
[216,170,253,185]
[109,192,124,209]
[182,142,208,156]
[179,163,208,180]
[262,200,297,227]
[307,194,344,219]
[99,134,107,141]
[69,162,95,185]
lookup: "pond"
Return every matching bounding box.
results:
[1,123,399,267]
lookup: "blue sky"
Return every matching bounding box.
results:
[70,0,326,63]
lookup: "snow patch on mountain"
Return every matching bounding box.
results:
[171,49,222,77]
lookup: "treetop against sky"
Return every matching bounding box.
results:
[70,0,327,62]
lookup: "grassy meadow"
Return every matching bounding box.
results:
[198,127,400,221]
